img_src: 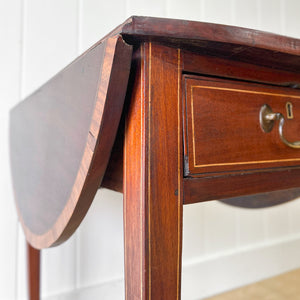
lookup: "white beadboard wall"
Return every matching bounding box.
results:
[1,0,300,299]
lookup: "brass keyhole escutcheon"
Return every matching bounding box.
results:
[286,102,294,119]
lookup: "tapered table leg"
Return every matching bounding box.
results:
[27,243,40,300]
[124,43,183,299]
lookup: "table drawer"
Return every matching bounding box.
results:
[183,75,300,177]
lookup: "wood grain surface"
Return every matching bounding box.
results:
[119,16,300,73]
[183,168,300,205]
[182,50,300,88]
[184,75,300,176]
[27,243,40,300]
[100,45,300,210]
[124,42,183,300]
[9,17,300,300]
[10,16,300,248]
[10,36,132,248]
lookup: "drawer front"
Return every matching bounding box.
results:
[184,75,300,177]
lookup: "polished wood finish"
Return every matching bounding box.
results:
[184,75,300,176]
[124,43,183,300]
[97,16,300,76]
[183,168,300,205]
[10,36,132,248]
[182,50,300,89]
[27,243,40,300]
[9,17,300,300]
[119,16,300,72]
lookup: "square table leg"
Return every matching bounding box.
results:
[124,43,184,300]
[27,243,40,300]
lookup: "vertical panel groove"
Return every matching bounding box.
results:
[75,0,82,290]
[148,42,152,300]
[19,0,25,99]
[16,0,25,297]
[14,225,19,300]
[257,0,262,28]
[231,0,236,24]
[77,0,82,54]
[280,0,286,34]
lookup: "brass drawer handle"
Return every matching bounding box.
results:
[260,104,300,149]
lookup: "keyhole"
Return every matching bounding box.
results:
[286,102,294,119]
